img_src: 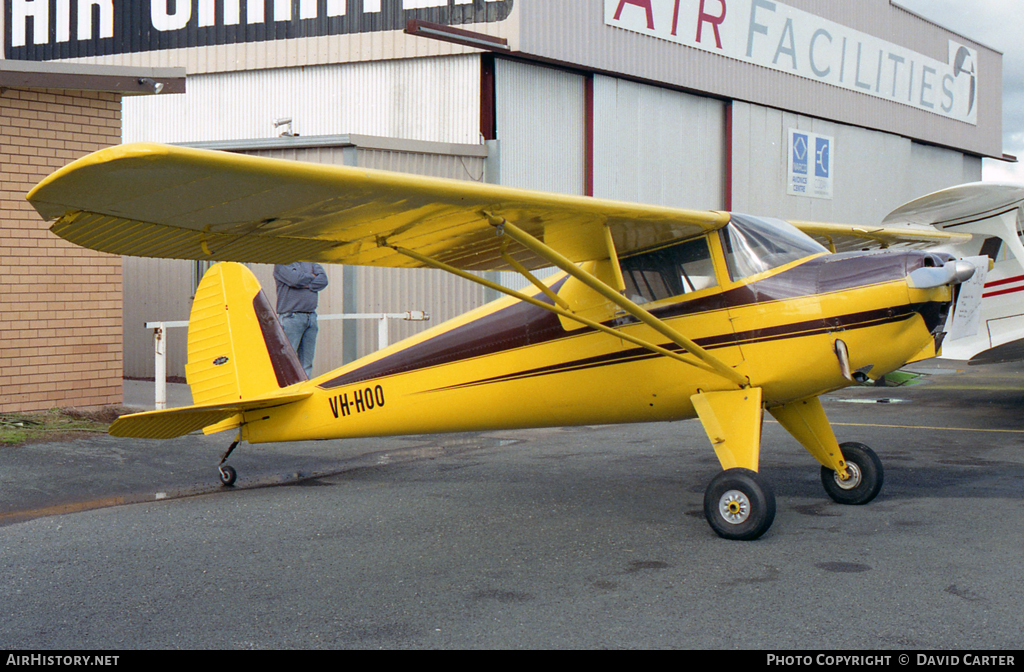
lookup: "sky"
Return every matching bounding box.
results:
[893,0,1024,182]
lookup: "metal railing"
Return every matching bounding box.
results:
[144,311,429,409]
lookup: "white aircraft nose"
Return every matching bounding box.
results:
[907,259,976,289]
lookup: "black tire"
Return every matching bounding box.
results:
[821,442,883,505]
[703,468,776,541]
[218,465,238,487]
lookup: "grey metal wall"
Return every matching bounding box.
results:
[123,55,482,145]
[518,0,1002,159]
[731,100,983,225]
[592,75,726,210]
[495,58,586,194]
[122,256,196,382]
[493,58,586,288]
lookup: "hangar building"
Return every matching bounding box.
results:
[3,0,1008,393]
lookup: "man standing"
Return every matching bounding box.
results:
[274,262,329,379]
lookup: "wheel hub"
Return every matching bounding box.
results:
[718,490,751,524]
[833,461,863,490]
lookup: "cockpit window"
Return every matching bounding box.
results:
[620,236,718,304]
[721,214,828,281]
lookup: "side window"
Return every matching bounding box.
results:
[620,236,718,304]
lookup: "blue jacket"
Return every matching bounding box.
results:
[274,263,329,314]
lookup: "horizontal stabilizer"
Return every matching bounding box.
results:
[109,390,312,439]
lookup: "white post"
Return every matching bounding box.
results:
[153,325,167,410]
[378,316,390,350]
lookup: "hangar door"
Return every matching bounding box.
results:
[494,59,587,195]
[592,76,727,211]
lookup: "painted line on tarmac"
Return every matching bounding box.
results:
[769,419,1024,434]
[832,421,1024,434]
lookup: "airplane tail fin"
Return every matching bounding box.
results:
[185,262,307,405]
[110,262,308,439]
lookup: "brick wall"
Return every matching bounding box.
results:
[0,88,123,413]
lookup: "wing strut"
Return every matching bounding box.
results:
[488,216,750,389]
[387,244,725,378]
[499,239,570,311]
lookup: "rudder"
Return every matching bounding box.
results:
[185,262,307,406]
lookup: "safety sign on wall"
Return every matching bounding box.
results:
[787,129,833,200]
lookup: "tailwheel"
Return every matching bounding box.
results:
[217,434,241,487]
[218,465,238,487]
[821,442,883,505]
[703,468,776,541]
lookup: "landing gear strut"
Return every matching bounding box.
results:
[703,468,776,541]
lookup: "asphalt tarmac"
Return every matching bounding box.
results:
[1,360,1023,650]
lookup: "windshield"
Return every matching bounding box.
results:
[720,214,827,281]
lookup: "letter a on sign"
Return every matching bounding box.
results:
[613,0,655,30]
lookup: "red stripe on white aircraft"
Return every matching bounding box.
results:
[984,273,1024,289]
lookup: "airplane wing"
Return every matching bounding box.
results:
[789,220,971,253]
[28,142,729,272]
[881,182,1024,229]
[790,183,1024,252]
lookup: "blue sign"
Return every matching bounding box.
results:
[792,133,809,176]
[815,137,830,179]
[788,129,833,200]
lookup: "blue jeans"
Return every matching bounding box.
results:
[280,312,318,379]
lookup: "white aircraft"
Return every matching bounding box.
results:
[878,182,1024,365]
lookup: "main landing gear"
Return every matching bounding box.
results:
[820,442,884,505]
[701,442,884,541]
[703,468,776,541]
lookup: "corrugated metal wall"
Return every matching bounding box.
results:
[518,0,1002,159]
[494,59,586,194]
[123,55,482,144]
[731,100,983,225]
[592,75,726,210]
[493,59,585,288]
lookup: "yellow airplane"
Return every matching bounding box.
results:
[28,143,976,540]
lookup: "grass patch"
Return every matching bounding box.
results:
[0,407,131,446]
[878,370,924,387]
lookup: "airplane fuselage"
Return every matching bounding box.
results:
[240,238,952,444]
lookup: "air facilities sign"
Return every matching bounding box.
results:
[607,0,979,125]
[5,0,514,60]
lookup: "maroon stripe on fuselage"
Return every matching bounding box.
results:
[320,250,923,389]
[320,280,568,389]
[424,302,939,393]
